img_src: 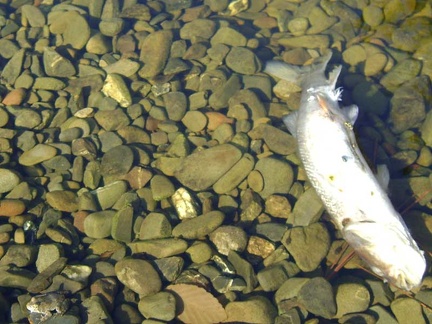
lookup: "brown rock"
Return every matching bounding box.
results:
[2,88,27,105]
[0,199,26,217]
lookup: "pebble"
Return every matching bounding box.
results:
[282,222,331,272]
[186,241,213,263]
[297,277,337,319]
[19,144,57,166]
[111,205,134,243]
[150,174,175,201]
[50,10,91,50]
[83,210,115,239]
[115,258,162,296]
[291,187,324,226]
[139,212,172,240]
[264,195,291,219]
[209,74,242,110]
[128,238,188,258]
[175,144,242,191]
[248,124,297,155]
[0,169,21,193]
[0,267,35,289]
[0,245,37,267]
[225,296,277,323]
[380,58,422,91]
[278,35,330,49]
[43,47,76,78]
[138,291,176,321]
[139,30,173,78]
[213,153,254,194]
[209,225,248,255]
[100,145,134,181]
[81,296,112,323]
[257,263,289,292]
[179,18,216,39]
[390,297,426,324]
[46,191,78,212]
[226,47,261,75]
[211,27,247,47]
[363,5,384,27]
[172,210,224,239]
[352,81,389,116]
[254,157,294,198]
[335,280,371,317]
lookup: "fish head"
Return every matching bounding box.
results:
[343,221,426,290]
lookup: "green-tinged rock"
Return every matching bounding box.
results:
[33,77,66,90]
[257,263,289,292]
[84,210,115,239]
[94,180,129,210]
[174,144,242,191]
[282,222,331,272]
[226,47,261,75]
[46,190,78,212]
[115,258,161,296]
[297,277,336,319]
[380,59,422,91]
[139,30,172,78]
[150,175,175,201]
[248,124,297,155]
[278,35,330,49]
[0,245,37,267]
[172,211,224,239]
[225,296,277,324]
[19,144,57,166]
[390,297,426,324]
[138,292,176,321]
[228,250,258,293]
[1,48,25,85]
[111,205,134,243]
[335,281,371,317]
[275,277,310,304]
[213,154,254,194]
[139,212,172,240]
[0,267,35,289]
[179,19,216,40]
[292,187,324,226]
[255,157,294,198]
[43,47,76,78]
[128,238,188,258]
[368,305,398,324]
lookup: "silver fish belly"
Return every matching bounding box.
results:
[266,54,426,290]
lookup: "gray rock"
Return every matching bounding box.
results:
[153,256,184,282]
[213,153,254,194]
[138,292,176,321]
[115,258,161,296]
[84,210,115,239]
[255,223,287,242]
[380,59,422,91]
[228,250,258,293]
[175,144,242,191]
[111,205,134,243]
[211,27,247,46]
[282,222,330,272]
[249,124,297,156]
[100,145,133,181]
[43,47,76,78]
[209,74,242,109]
[292,187,324,226]
[239,189,263,222]
[172,210,224,239]
[94,180,129,210]
[365,280,394,306]
[297,277,336,319]
[80,296,112,323]
[163,91,187,122]
[209,225,248,255]
[139,30,172,78]
[0,266,35,289]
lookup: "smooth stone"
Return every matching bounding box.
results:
[83,210,115,239]
[128,238,188,258]
[282,222,331,272]
[383,0,415,24]
[390,297,425,324]
[80,296,112,323]
[380,59,422,91]
[99,18,124,37]
[35,244,64,273]
[209,74,242,110]
[46,191,78,212]
[95,109,130,131]
[21,4,46,27]
[179,18,216,39]
[150,175,175,201]
[14,109,41,129]
[226,47,261,75]
[209,225,248,255]
[335,281,371,317]
[181,110,208,132]
[292,187,324,226]
[86,32,112,55]
[213,153,254,194]
[0,267,35,289]
[365,280,394,306]
[138,292,176,321]
[50,11,91,50]
[88,239,124,256]
[0,199,25,217]
[364,53,388,76]
[100,145,134,180]
[93,181,127,210]
[139,212,172,240]
[120,3,151,20]
[174,144,242,191]
[186,241,213,263]
[0,169,20,193]
[1,48,25,85]
[172,210,225,239]
[211,27,247,47]
[162,91,187,122]
[117,126,151,144]
[33,77,66,90]
[257,263,289,292]
[111,205,134,243]
[228,89,267,120]
[278,35,330,48]
[98,131,123,153]
[248,124,297,155]
[342,44,367,66]
[288,17,309,36]
[225,296,277,324]
[255,223,288,243]
[19,144,57,166]
[254,157,294,198]
[363,5,384,27]
[43,47,76,78]
[368,305,398,324]
[115,258,162,296]
[139,30,172,78]
[2,88,26,106]
[421,110,432,147]
[297,277,336,319]
[42,155,72,171]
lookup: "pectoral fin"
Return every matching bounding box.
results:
[376,164,390,190]
[342,105,359,125]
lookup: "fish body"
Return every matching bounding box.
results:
[265,53,426,290]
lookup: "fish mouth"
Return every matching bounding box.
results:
[342,221,426,290]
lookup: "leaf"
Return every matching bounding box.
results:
[166,284,227,323]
